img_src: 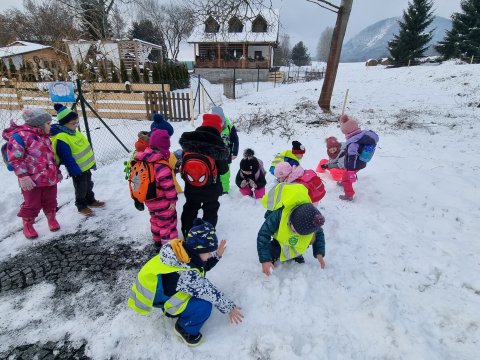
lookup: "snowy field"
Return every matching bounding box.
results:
[0,61,479,359]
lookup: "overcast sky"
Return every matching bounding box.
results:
[0,0,462,55]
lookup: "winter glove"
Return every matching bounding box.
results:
[248,179,257,188]
[320,163,329,169]
[240,180,248,188]
[134,199,145,211]
[18,176,35,191]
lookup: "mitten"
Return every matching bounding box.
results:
[248,179,257,188]
[240,179,247,188]
[134,199,145,211]
[320,163,329,169]
[18,176,35,191]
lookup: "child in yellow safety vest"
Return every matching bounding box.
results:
[50,104,104,217]
[258,183,326,275]
[128,219,243,347]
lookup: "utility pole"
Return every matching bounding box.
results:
[318,0,353,112]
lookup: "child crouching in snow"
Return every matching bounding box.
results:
[235,148,266,199]
[321,115,379,201]
[128,219,243,347]
[134,129,178,246]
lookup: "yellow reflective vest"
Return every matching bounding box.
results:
[128,254,203,316]
[51,131,95,172]
[262,183,311,211]
[262,183,314,261]
[270,150,300,170]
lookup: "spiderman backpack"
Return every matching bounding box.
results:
[180,152,218,187]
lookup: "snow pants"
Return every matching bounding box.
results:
[145,198,178,245]
[18,185,58,219]
[220,165,231,193]
[239,186,265,199]
[175,298,213,335]
[342,170,358,198]
[181,198,220,239]
[72,170,96,211]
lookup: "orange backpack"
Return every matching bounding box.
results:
[296,169,326,203]
[128,159,169,203]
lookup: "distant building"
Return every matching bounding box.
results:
[187,9,279,82]
[0,41,69,72]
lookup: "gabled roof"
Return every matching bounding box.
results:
[0,41,51,59]
[188,8,279,44]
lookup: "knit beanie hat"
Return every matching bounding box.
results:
[289,204,325,235]
[201,113,223,134]
[274,161,292,180]
[22,108,52,128]
[135,131,150,152]
[240,148,259,173]
[326,136,341,159]
[184,218,219,254]
[211,106,226,128]
[339,114,360,135]
[151,113,174,136]
[285,165,305,183]
[54,103,78,125]
[292,140,306,155]
[149,129,170,157]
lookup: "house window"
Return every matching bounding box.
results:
[254,51,264,61]
[252,16,267,32]
[228,17,243,33]
[205,16,220,33]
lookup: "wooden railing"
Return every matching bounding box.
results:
[195,59,270,69]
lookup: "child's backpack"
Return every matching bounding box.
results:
[1,133,25,171]
[123,151,137,180]
[180,152,217,187]
[359,144,376,163]
[128,159,169,203]
[295,169,326,203]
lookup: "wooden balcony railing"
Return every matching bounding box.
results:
[195,58,269,69]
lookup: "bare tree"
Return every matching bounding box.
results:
[110,3,127,39]
[135,0,194,60]
[316,26,333,61]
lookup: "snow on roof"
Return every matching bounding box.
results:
[188,8,279,44]
[0,41,51,59]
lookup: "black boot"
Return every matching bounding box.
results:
[174,321,203,346]
[293,255,305,264]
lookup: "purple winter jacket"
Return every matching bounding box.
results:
[2,122,60,187]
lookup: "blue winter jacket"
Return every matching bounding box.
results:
[257,207,325,263]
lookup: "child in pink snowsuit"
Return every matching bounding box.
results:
[2,109,62,239]
[134,129,178,246]
[235,149,266,199]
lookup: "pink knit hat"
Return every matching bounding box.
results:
[339,114,360,135]
[274,162,292,181]
[149,129,170,158]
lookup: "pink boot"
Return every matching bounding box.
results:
[45,212,60,231]
[22,218,38,239]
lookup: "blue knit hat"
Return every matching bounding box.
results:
[150,113,174,136]
[185,219,218,254]
[54,103,78,125]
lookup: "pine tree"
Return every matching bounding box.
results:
[388,0,435,66]
[291,41,311,66]
[152,64,160,83]
[0,60,8,78]
[98,61,108,82]
[436,0,480,62]
[143,67,150,84]
[110,61,119,82]
[8,58,17,78]
[120,59,129,82]
[131,65,140,83]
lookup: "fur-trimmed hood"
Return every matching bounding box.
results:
[179,126,229,161]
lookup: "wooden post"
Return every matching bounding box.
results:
[201,87,206,113]
[318,0,353,112]
[341,89,349,115]
[189,91,195,127]
[408,59,411,67]
[471,55,475,64]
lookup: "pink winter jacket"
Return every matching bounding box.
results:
[2,122,60,187]
[134,148,177,204]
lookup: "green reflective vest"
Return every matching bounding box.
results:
[262,182,311,212]
[51,131,95,172]
[270,150,299,170]
[221,117,233,147]
[275,209,314,261]
[128,254,203,316]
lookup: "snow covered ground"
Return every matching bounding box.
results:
[0,61,479,359]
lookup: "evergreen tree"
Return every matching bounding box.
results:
[110,61,119,82]
[436,0,480,62]
[152,64,160,83]
[291,41,311,66]
[120,59,129,82]
[388,0,435,66]
[8,58,17,78]
[98,61,108,81]
[25,62,36,81]
[129,19,166,62]
[0,61,8,78]
[131,65,140,83]
[143,67,150,83]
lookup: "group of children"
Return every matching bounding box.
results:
[2,104,377,347]
[2,105,104,239]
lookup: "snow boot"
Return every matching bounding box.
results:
[88,200,105,208]
[293,255,305,264]
[339,194,354,201]
[22,218,38,239]
[45,212,60,232]
[174,321,203,347]
[79,207,94,217]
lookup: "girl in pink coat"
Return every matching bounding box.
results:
[2,109,62,239]
[134,129,178,246]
